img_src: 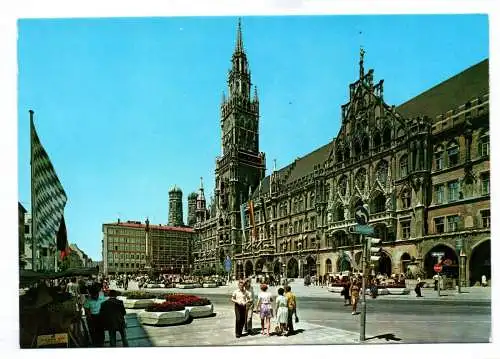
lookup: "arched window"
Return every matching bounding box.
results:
[383,127,391,147]
[354,140,362,158]
[372,193,386,213]
[373,131,382,150]
[435,146,444,170]
[447,142,460,167]
[401,189,411,209]
[376,160,389,185]
[355,168,367,191]
[325,259,332,274]
[344,147,350,162]
[478,130,489,157]
[338,176,348,196]
[336,204,345,221]
[399,155,408,178]
[362,136,369,156]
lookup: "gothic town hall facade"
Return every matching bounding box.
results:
[188,21,490,286]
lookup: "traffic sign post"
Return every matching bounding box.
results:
[354,224,375,236]
[224,256,232,284]
[354,205,370,342]
[434,264,442,297]
[355,206,369,225]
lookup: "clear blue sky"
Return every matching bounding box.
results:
[17,15,488,260]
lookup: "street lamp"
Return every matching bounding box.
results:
[297,241,303,278]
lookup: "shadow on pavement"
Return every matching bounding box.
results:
[104,313,154,347]
[365,333,402,342]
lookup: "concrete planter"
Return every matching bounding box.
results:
[138,309,189,326]
[386,287,410,295]
[123,298,154,309]
[202,282,218,288]
[146,283,164,289]
[185,304,214,318]
[328,286,344,293]
[176,283,198,289]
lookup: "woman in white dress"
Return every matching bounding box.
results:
[275,287,288,336]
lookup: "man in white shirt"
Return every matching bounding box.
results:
[231,280,250,338]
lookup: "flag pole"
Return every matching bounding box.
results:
[29,109,36,272]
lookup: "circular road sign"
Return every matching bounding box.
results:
[354,206,369,225]
[434,264,442,273]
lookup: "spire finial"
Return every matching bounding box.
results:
[273,158,277,172]
[359,46,365,78]
[200,176,204,190]
[236,17,244,53]
[253,86,259,102]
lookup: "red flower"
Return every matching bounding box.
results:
[146,301,186,312]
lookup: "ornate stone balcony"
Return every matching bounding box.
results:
[328,219,356,232]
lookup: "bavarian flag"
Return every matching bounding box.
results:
[30,111,68,257]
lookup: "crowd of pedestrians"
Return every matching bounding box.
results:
[231,279,298,338]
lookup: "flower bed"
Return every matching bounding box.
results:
[126,291,157,299]
[163,294,213,318]
[146,301,186,312]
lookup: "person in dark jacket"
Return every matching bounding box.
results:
[100,290,129,347]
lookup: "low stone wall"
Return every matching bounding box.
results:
[138,309,190,326]
[185,304,214,318]
[123,299,155,309]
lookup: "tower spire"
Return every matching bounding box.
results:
[359,47,365,79]
[253,86,259,102]
[235,17,244,53]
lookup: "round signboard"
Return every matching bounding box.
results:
[434,264,442,273]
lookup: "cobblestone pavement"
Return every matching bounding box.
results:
[106,305,393,347]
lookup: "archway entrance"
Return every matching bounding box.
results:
[337,253,352,272]
[305,256,316,276]
[244,260,254,277]
[255,258,266,274]
[236,262,244,279]
[375,252,392,276]
[424,244,458,279]
[287,258,299,278]
[325,259,332,274]
[469,240,490,286]
[273,261,281,275]
[401,253,411,275]
[354,251,362,268]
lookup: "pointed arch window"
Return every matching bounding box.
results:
[339,176,348,196]
[435,146,444,170]
[355,168,367,191]
[382,127,391,148]
[362,136,369,156]
[400,155,408,178]
[373,131,382,151]
[447,142,460,167]
[401,189,411,209]
[376,160,389,185]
